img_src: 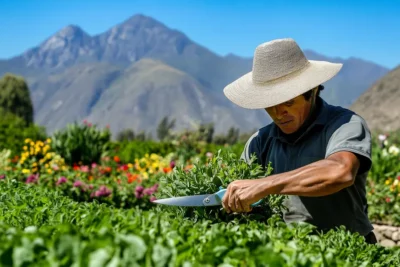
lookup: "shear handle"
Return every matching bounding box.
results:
[215,187,262,207]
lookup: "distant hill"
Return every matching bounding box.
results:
[350,65,400,133]
[0,13,390,138]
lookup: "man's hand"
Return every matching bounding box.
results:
[221,179,267,213]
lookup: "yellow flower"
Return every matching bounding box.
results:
[45,164,49,169]
[24,138,31,143]
[23,146,28,151]
[128,163,133,168]
[142,172,149,179]
[22,169,30,174]
[32,162,37,167]
[47,169,53,174]
[150,154,159,161]
[385,179,392,185]
[46,138,51,143]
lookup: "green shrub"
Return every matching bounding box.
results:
[0,109,47,156]
[0,73,34,125]
[110,140,176,163]
[50,121,111,166]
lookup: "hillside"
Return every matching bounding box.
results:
[351,65,400,133]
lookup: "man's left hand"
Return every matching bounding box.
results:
[221,179,266,213]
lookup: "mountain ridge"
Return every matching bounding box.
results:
[0,13,392,138]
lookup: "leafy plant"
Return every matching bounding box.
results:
[156,149,286,223]
[51,121,112,166]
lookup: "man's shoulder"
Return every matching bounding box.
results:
[324,103,370,131]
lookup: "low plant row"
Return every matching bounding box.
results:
[0,180,399,267]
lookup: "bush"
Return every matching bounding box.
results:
[0,109,47,156]
[0,73,34,125]
[50,121,111,166]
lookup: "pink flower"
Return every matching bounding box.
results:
[91,163,97,169]
[170,161,175,169]
[135,185,144,193]
[94,186,111,197]
[73,180,83,187]
[150,196,157,202]
[26,174,39,184]
[0,174,5,180]
[56,177,67,186]
[80,166,89,172]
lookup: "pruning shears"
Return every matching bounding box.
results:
[153,187,263,207]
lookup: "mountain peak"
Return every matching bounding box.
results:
[113,13,167,32]
[58,24,85,35]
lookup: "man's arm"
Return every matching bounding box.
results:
[222,151,360,213]
[259,150,360,197]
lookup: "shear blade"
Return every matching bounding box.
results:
[153,194,221,207]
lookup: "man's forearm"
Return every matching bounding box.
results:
[258,158,355,197]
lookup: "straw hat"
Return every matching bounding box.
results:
[223,38,343,109]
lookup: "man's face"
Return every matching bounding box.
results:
[265,90,315,134]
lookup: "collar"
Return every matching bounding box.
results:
[271,97,330,144]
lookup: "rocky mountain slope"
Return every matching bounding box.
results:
[351,65,400,133]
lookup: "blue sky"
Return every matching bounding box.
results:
[0,0,399,69]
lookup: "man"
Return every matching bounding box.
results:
[221,38,377,244]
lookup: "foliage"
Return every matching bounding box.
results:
[116,128,135,141]
[0,73,34,125]
[156,149,284,223]
[0,149,11,170]
[157,116,175,141]
[51,120,112,166]
[110,140,176,163]
[0,181,398,266]
[0,109,47,156]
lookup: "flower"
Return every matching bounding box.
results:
[0,174,5,180]
[206,152,213,158]
[73,180,83,187]
[150,196,157,202]
[170,161,176,169]
[80,165,89,172]
[378,134,387,141]
[56,177,67,186]
[94,186,112,197]
[114,156,120,163]
[26,174,39,184]
[388,145,399,156]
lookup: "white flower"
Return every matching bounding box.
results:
[388,145,400,156]
[384,140,389,146]
[379,134,387,141]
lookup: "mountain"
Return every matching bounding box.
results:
[0,14,391,138]
[350,65,400,133]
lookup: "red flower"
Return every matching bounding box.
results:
[114,156,120,163]
[386,197,391,203]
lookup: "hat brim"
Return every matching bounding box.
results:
[223,60,343,109]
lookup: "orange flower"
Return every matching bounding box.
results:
[163,166,172,173]
[114,156,120,163]
[88,175,93,181]
[128,173,139,183]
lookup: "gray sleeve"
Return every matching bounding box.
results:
[240,131,260,164]
[325,114,372,174]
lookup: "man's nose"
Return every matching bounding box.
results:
[274,105,288,118]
